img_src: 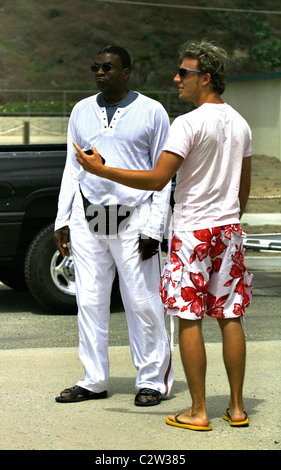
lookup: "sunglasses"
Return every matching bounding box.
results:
[90,63,124,73]
[177,67,202,77]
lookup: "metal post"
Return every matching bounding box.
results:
[23,121,30,144]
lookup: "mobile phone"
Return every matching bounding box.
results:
[84,149,105,165]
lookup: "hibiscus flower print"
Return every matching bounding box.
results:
[189,227,227,268]
[169,235,184,270]
[166,296,178,310]
[223,224,243,240]
[171,235,182,252]
[181,272,209,317]
[159,278,167,304]
[224,243,245,290]
[159,278,178,310]
[207,293,229,318]
[160,234,184,310]
[232,242,244,268]
[224,243,252,313]
[233,304,244,316]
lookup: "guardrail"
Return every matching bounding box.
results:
[244,234,281,252]
[0,89,194,117]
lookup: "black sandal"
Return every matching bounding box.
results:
[55,385,107,403]
[134,388,162,406]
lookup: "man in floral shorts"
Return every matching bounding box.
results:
[73,40,252,431]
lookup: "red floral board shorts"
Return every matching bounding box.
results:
[160,225,253,320]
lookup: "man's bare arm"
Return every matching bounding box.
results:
[239,156,251,218]
[73,142,183,192]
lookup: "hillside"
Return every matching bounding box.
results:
[0,0,281,94]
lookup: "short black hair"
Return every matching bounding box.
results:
[97,45,131,69]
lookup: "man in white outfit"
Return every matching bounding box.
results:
[54,45,173,405]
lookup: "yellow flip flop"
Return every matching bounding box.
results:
[166,413,212,431]
[222,408,249,427]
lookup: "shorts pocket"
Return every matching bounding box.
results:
[160,262,184,310]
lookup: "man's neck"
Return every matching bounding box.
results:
[197,90,224,107]
[102,89,129,105]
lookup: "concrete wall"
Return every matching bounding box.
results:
[224,78,281,160]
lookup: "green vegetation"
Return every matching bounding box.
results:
[0,100,76,115]
[0,0,280,115]
[1,0,280,91]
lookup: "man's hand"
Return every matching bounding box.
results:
[138,235,160,261]
[54,225,70,257]
[73,142,104,175]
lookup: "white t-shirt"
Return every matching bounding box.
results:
[164,103,252,231]
[55,92,171,241]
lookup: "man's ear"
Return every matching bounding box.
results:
[123,67,131,80]
[202,72,212,87]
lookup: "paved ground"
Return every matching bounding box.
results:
[0,342,280,451]
[0,262,281,451]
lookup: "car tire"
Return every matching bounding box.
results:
[24,223,77,314]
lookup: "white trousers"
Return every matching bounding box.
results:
[69,190,173,395]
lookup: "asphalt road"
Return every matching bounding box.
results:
[1,268,280,350]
